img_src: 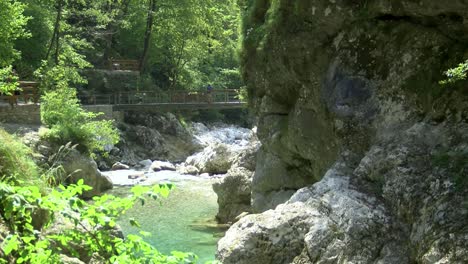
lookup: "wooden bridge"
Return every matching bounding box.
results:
[1,81,246,111]
[78,89,246,111]
[0,81,40,106]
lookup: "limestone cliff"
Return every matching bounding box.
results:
[217,1,468,263]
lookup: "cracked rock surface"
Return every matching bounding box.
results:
[217,0,468,263]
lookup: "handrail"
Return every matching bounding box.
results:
[108,59,139,71]
[77,89,241,106]
[0,81,40,106]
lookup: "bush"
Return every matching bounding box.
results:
[0,129,41,187]
[0,66,18,95]
[440,60,468,85]
[40,87,119,154]
[0,181,198,263]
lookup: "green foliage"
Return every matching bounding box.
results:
[14,0,53,77]
[40,87,119,154]
[0,66,18,94]
[0,0,30,67]
[115,0,243,91]
[0,181,197,263]
[236,86,248,102]
[34,41,91,92]
[0,0,29,93]
[0,129,41,188]
[440,60,468,85]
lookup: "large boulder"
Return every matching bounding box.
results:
[61,149,113,199]
[230,134,260,171]
[217,163,408,264]
[149,160,176,172]
[212,128,260,224]
[176,164,200,175]
[212,167,253,224]
[185,143,233,174]
[117,115,201,163]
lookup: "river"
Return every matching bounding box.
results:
[102,123,254,263]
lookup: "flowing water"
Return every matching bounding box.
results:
[104,124,254,263]
[109,176,223,263]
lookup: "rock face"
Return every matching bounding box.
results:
[61,149,113,199]
[218,1,468,263]
[212,133,260,224]
[212,167,253,224]
[114,112,201,166]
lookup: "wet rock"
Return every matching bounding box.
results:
[212,167,253,224]
[97,161,110,171]
[111,162,130,170]
[150,160,176,172]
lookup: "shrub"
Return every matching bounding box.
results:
[0,66,18,95]
[440,60,468,85]
[0,129,41,187]
[0,181,197,263]
[40,87,119,154]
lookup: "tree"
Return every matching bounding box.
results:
[0,0,29,67]
[0,0,29,94]
[111,0,242,91]
[140,0,157,72]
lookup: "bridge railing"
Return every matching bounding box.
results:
[108,59,139,71]
[78,89,241,105]
[0,81,40,106]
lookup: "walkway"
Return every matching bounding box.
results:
[78,89,246,110]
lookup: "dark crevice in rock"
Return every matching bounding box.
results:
[260,112,289,117]
[375,14,413,22]
[437,12,464,23]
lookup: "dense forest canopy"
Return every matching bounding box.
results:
[1,0,244,94]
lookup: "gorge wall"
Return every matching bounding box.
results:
[217,1,468,263]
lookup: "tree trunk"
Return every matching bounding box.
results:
[139,0,157,73]
[46,0,64,64]
[103,0,131,64]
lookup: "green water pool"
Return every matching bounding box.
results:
[112,179,224,263]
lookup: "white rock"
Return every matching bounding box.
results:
[149,160,176,172]
[111,162,130,170]
[176,164,200,175]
